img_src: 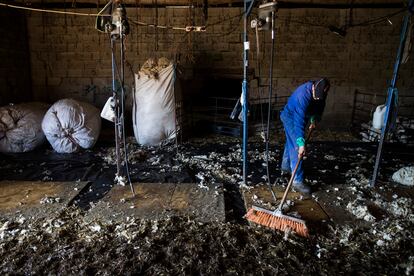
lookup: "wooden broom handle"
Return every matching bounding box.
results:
[278,156,302,210]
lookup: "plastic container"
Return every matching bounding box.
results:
[101,96,115,122]
[372,104,386,130]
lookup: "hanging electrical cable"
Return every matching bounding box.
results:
[110,37,136,196]
[254,24,266,141]
[0,1,109,16]
[1,1,405,34]
[250,1,278,200]
[253,22,271,186]
[252,9,273,198]
[101,1,135,196]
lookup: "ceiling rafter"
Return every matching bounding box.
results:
[0,0,407,8]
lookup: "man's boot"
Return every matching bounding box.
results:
[292,181,311,195]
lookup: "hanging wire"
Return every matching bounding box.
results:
[276,8,405,29]
[0,1,198,32]
[254,25,265,137]
[128,17,188,31]
[0,2,109,16]
[154,0,159,51]
[205,11,245,27]
[136,0,140,55]
[350,8,405,27]
[119,41,136,196]
[109,33,136,196]
[265,12,277,202]
[0,1,406,32]
[254,22,277,202]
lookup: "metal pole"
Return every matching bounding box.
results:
[241,0,256,185]
[111,38,122,177]
[265,10,276,187]
[371,0,413,186]
[242,0,250,185]
[120,28,125,152]
[120,21,135,196]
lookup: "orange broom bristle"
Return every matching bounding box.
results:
[245,207,309,238]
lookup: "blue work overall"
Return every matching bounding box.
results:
[280,81,325,184]
[280,112,305,183]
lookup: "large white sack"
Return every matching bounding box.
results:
[133,63,177,146]
[392,167,414,186]
[42,99,101,153]
[0,103,48,153]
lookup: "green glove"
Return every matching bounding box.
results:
[310,116,316,124]
[296,137,305,147]
[310,115,321,124]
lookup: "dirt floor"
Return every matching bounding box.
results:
[0,132,413,274]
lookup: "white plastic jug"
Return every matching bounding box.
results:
[372,104,386,130]
[101,97,115,122]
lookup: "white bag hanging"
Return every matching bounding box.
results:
[132,63,177,146]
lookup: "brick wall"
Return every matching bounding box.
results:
[25,7,414,127]
[0,9,32,106]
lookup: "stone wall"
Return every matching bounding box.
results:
[25,7,414,127]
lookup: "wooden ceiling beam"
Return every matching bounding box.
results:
[0,0,406,9]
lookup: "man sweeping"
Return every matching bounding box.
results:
[280,78,330,194]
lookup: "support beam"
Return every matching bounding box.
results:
[0,0,407,9]
[370,0,413,187]
[241,0,255,185]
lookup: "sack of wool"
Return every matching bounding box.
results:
[42,99,101,153]
[0,103,49,153]
[133,58,178,146]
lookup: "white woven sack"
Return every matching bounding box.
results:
[392,167,414,186]
[133,63,177,146]
[0,103,48,153]
[42,99,101,153]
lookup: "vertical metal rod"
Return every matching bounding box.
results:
[371,0,413,186]
[242,0,249,185]
[390,4,413,88]
[120,30,125,153]
[120,24,136,196]
[111,38,121,177]
[265,10,276,191]
[371,90,394,186]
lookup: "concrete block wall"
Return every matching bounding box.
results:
[24,7,414,128]
[0,9,32,106]
[250,8,414,127]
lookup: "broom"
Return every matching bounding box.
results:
[245,130,313,237]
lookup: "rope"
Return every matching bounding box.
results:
[0,2,110,16]
[0,2,199,32]
[127,18,192,31]
[1,2,404,30]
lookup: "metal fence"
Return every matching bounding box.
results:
[187,95,288,137]
[351,89,414,145]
